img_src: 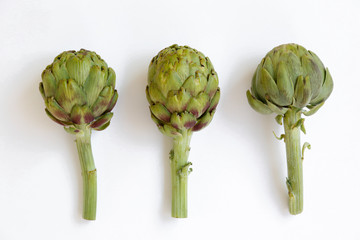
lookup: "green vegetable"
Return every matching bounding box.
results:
[247,43,333,215]
[146,44,220,218]
[39,49,118,220]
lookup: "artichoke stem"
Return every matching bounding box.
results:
[171,130,192,218]
[75,126,97,220]
[283,108,303,215]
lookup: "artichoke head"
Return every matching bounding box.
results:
[146,44,220,138]
[39,49,118,131]
[247,44,333,115]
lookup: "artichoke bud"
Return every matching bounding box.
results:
[247,43,333,114]
[147,45,220,137]
[40,49,118,131]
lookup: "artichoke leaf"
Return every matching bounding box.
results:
[265,99,288,115]
[39,83,46,100]
[273,131,285,141]
[186,92,210,118]
[192,110,215,132]
[45,97,71,122]
[94,121,110,131]
[56,79,87,113]
[163,124,182,138]
[90,112,113,130]
[84,65,107,106]
[205,73,219,98]
[293,76,312,109]
[91,86,114,118]
[276,61,294,105]
[263,56,274,78]
[275,115,283,125]
[107,90,118,112]
[41,69,57,97]
[208,88,220,112]
[45,108,70,126]
[106,68,116,89]
[260,68,280,104]
[64,125,81,134]
[70,105,94,124]
[150,103,171,123]
[310,68,333,105]
[66,55,92,86]
[303,101,325,116]
[301,142,311,161]
[246,90,272,114]
[166,88,191,113]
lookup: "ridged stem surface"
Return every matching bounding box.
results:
[75,126,97,220]
[283,108,303,215]
[171,130,192,218]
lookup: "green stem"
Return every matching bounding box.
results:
[171,130,192,218]
[75,126,97,220]
[283,108,303,215]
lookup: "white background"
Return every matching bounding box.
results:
[0,0,359,239]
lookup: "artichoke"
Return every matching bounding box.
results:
[246,43,333,215]
[39,49,118,220]
[146,44,220,218]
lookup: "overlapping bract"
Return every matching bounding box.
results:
[146,45,220,137]
[247,44,333,115]
[39,49,118,131]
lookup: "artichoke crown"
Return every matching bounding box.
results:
[247,44,333,115]
[146,44,220,138]
[39,49,118,131]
